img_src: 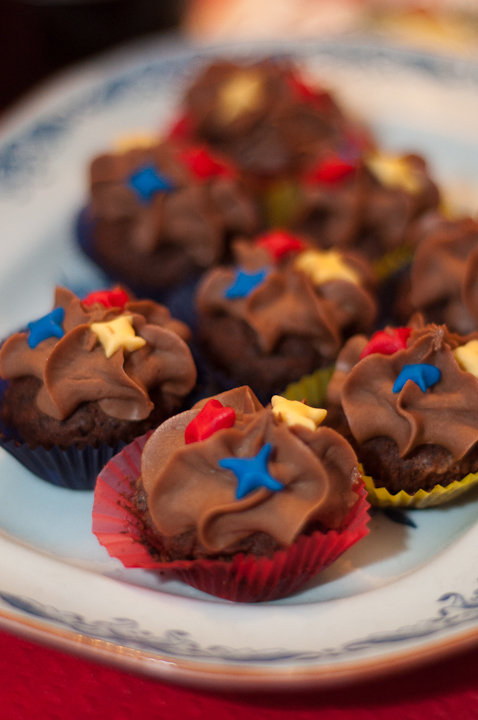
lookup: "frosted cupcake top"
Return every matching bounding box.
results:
[0,286,197,422]
[140,386,361,555]
[338,323,478,460]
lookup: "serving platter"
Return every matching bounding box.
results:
[1,34,478,690]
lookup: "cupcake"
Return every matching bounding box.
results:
[397,212,478,334]
[92,386,370,602]
[173,57,373,184]
[81,138,259,302]
[0,286,197,488]
[326,320,478,506]
[292,151,440,277]
[195,231,377,399]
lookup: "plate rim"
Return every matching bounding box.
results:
[2,602,478,691]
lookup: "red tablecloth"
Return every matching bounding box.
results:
[2,627,478,719]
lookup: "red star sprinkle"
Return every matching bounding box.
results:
[184,399,236,444]
[304,156,356,185]
[180,146,234,180]
[360,327,411,359]
[168,114,193,141]
[82,287,130,310]
[256,230,306,261]
[285,71,331,108]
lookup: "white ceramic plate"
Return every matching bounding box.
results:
[1,35,478,691]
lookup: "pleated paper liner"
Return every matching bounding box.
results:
[283,369,478,509]
[92,435,371,602]
[282,366,334,406]
[372,244,413,282]
[0,379,127,490]
[0,434,126,491]
[363,470,478,509]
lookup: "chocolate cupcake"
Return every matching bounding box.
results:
[196,231,377,399]
[92,386,370,601]
[399,213,478,334]
[175,58,373,183]
[81,139,259,300]
[327,321,478,506]
[292,151,440,276]
[0,286,197,488]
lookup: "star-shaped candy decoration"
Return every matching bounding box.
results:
[185,399,236,444]
[219,442,283,500]
[360,327,411,360]
[454,340,478,378]
[180,146,233,181]
[285,68,332,108]
[285,70,322,103]
[304,155,356,185]
[271,395,327,431]
[168,114,193,142]
[255,230,306,261]
[82,287,130,310]
[90,315,146,358]
[295,248,359,286]
[393,363,441,393]
[113,133,156,152]
[224,267,268,300]
[366,152,421,194]
[216,70,264,124]
[27,307,65,349]
[128,164,175,203]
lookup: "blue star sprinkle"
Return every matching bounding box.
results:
[218,442,284,500]
[224,268,268,300]
[128,164,175,203]
[27,307,65,349]
[393,363,441,393]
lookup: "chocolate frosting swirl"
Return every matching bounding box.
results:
[197,266,341,357]
[0,287,197,421]
[341,324,478,459]
[90,140,258,266]
[183,59,372,178]
[295,155,440,260]
[461,238,478,327]
[197,236,377,358]
[141,387,359,554]
[410,215,478,333]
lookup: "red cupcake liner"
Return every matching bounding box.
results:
[92,436,370,602]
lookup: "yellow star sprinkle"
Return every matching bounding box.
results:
[217,71,263,124]
[90,315,146,358]
[454,340,478,378]
[295,249,360,286]
[366,152,421,194]
[113,133,157,153]
[271,396,327,431]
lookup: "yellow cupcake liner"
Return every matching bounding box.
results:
[363,469,478,508]
[282,366,334,407]
[372,243,413,280]
[262,179,301,228]
[284,368,478,509]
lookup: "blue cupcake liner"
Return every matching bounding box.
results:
[0,377,126,490]
[75,206,200,329]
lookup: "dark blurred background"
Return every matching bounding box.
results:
[2,1,476,112]
[0,0,186,111]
